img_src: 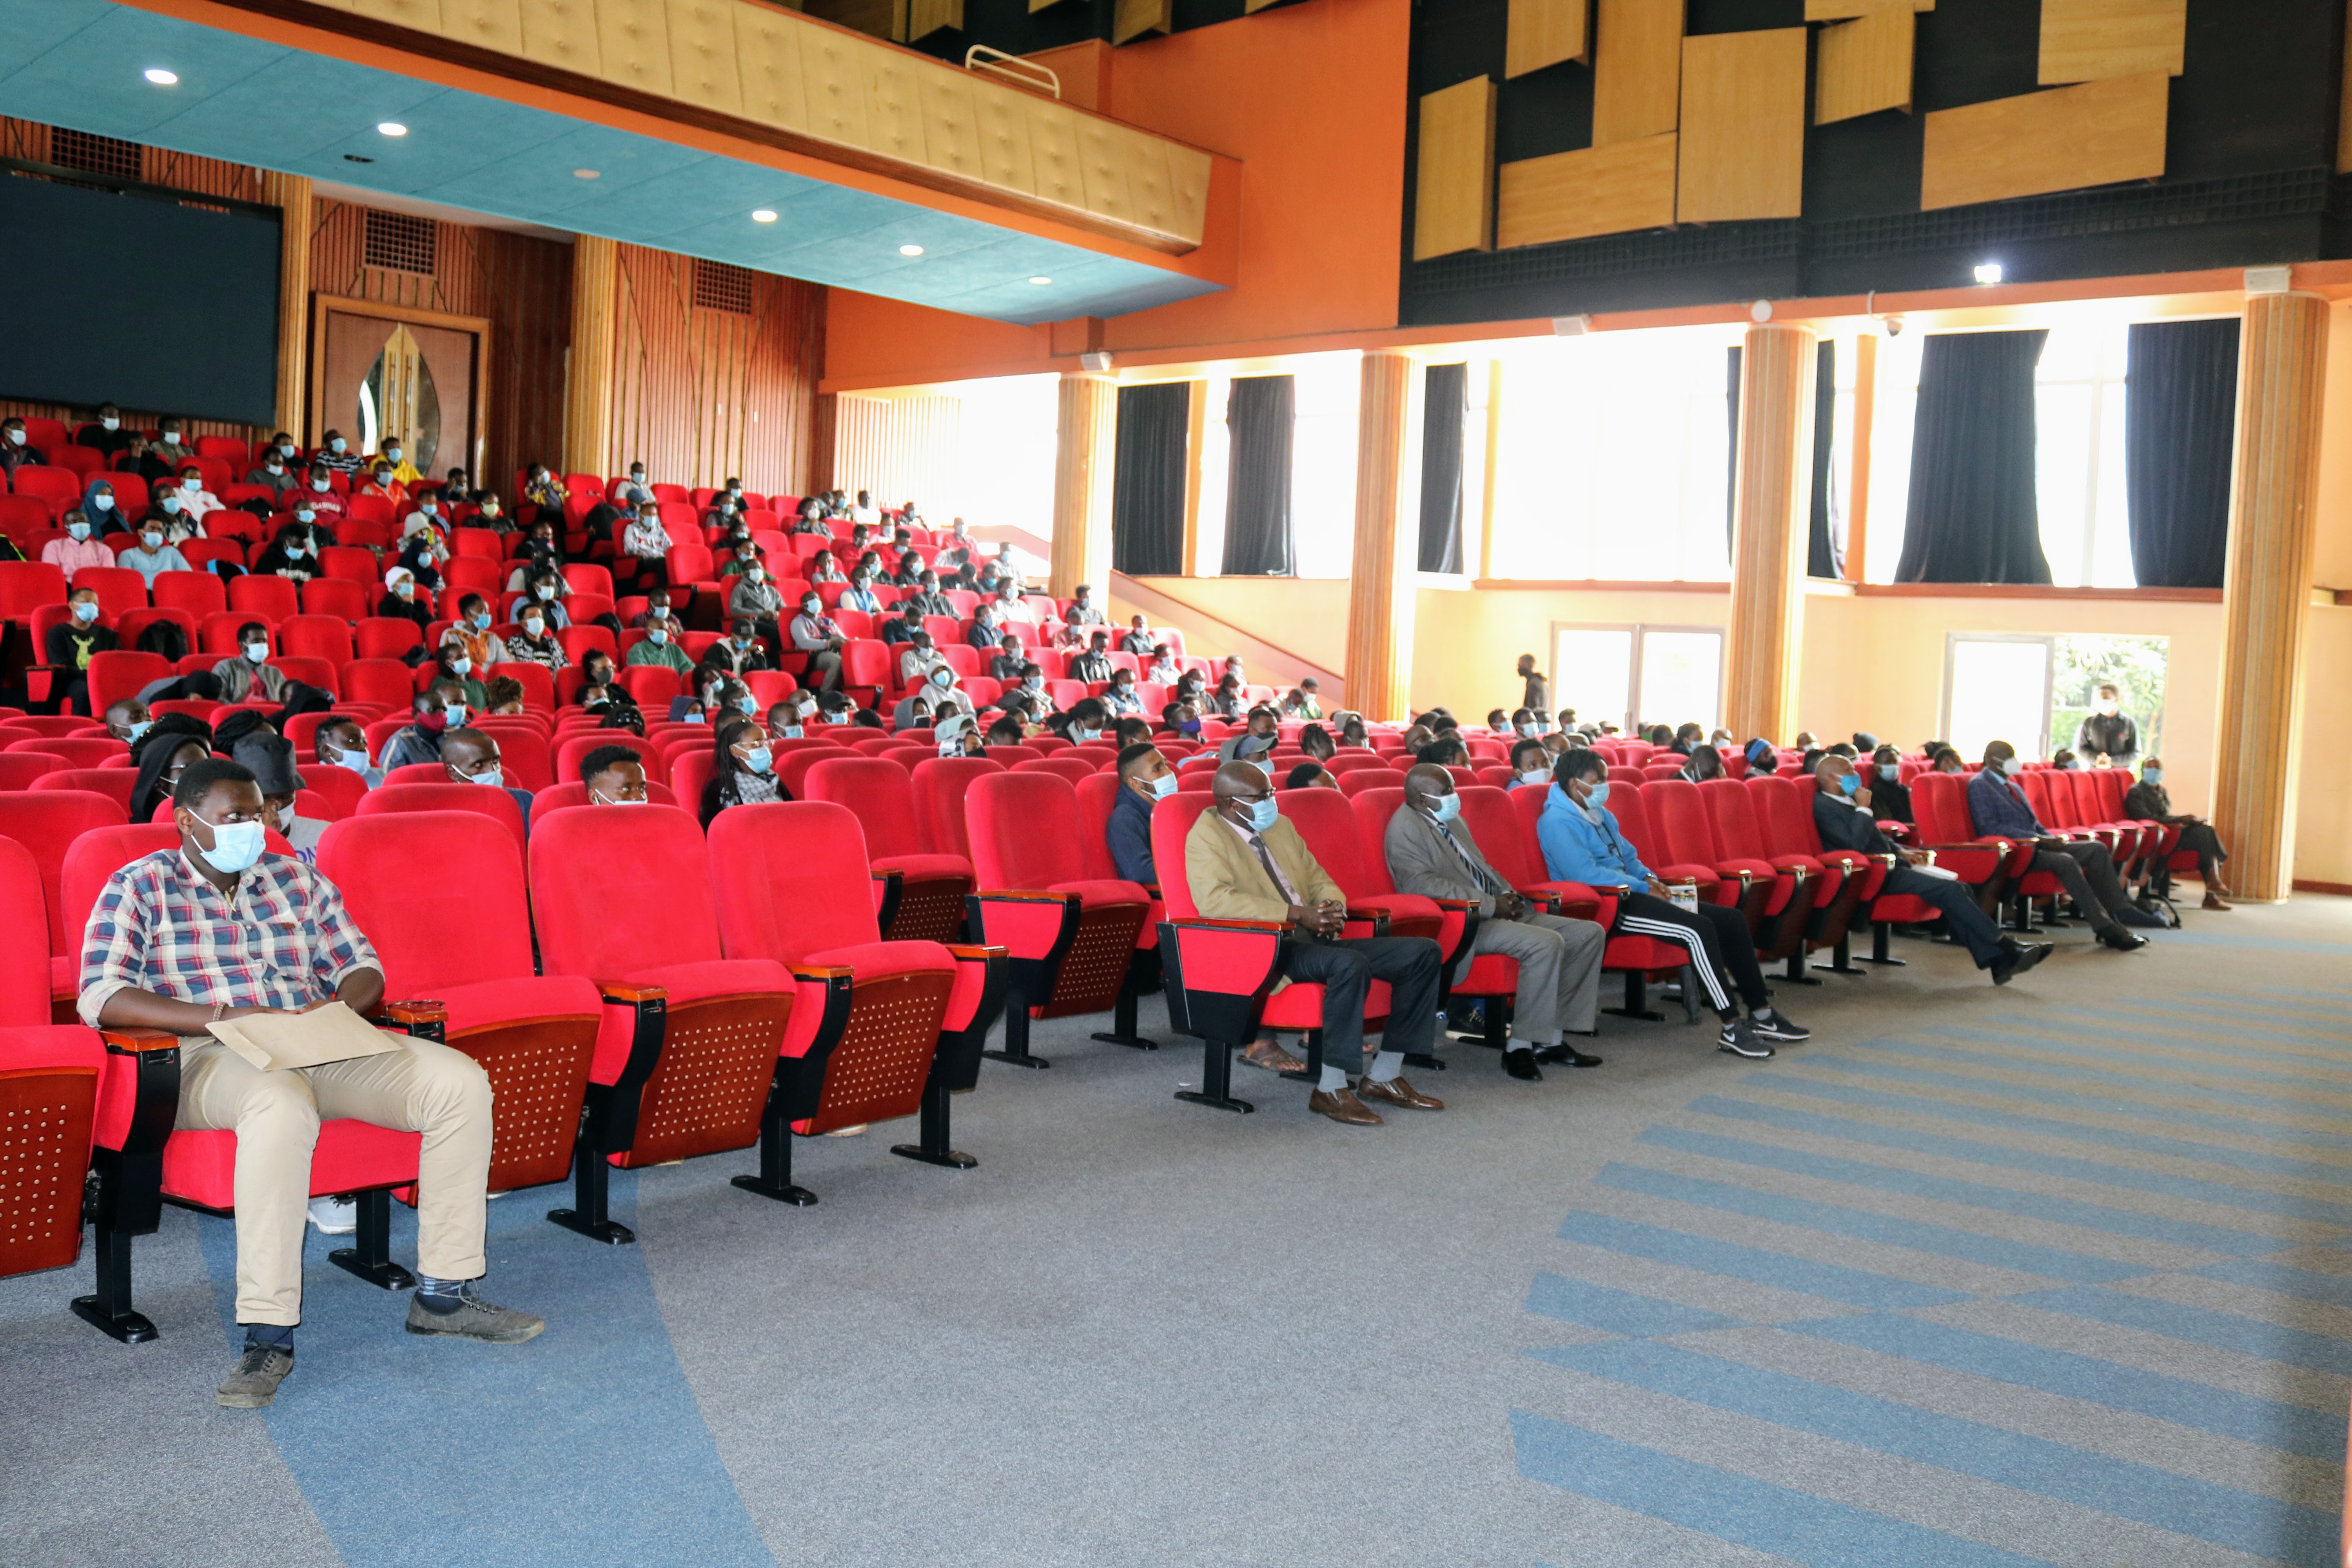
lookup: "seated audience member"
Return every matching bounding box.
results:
[705,618,770,678]
[440,728,534,828]
[1065,584,1106,626]
[988,632,1028,684]
[770,689,820,738]
[45,586,117,712]
[251,523,319,583]
[582,745,650,806]
[903,572,954,617]
[806,551,847,586]
[959,602,1000,652]
[599,702,648,737]
[172,465,224,525]
[1108,740,1180,895]
[313,715,382,788]
[1340,714,1372,749]
[848,489,880,526]
[2050,748,2077,771]
[699,715,779,826]
[813,690,858,730]
[503,607,567,672]
[631,588,684,634]
[626,617,694,675]
[442,594,506,671]
[1742,739,1778,777]
[620,500,671,588]
[520,463,565,517]
[1218,705,1281,766]
[1186,762,1445,1125]
[394,528,445,595]
[1137,646,1178,686]
[1204,674,1247,720]
[203,623,299,707]
[131,726,215,823]
[613,462,653,508]
[1297,724,1336,762]
[0,414,44,475]
[897,630,949,688]
[1119,615,1155,656]
[236,734,325,865]
[1388,764,1607,1080]
[1812,754,2049,984]
[574,652,620,710]
[1418,736,1470,768]
[1285,680,1325,720]
[840,570,884,616]
[118,519,191,586]
[78,402,136,457]
[472,492,514,534]
[427,644,490,712]
[300,467,345,518]
[1865,744,1913,825]
[1967,740,2167,950]
[44,509,110,582]
[790,592,845,691]
[310,428,359,475]
[1160,701,1203,739]
[81,755,537,1410]
[380,682,471,772]
[980,714,1024,748]
[1285,762,1338,790]
[103,698,152,745]
[148,421,196,470]
[82,479,134,536]
[1485,708,1511,736]
[1792,730,1818,751]
[1538,748,1807,1059]
[245,446,299,501]
[1678,744,1725,784]
[1069,632,1115,686]
[2124,757,2232,909]
[379,567,433,627]
[878,600,925,648]
[1508,738,1552,790]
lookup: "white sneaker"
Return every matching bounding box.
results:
[306,1195,357,1234]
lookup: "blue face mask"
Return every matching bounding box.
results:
[1585,780,1612,810]
[1241,795,1279,833]
[196,817,267,875]
[1428,793,1461,823]
[739,746,773,775]
[2142,768,2162,786]
[735,695,758,717]
[1878,764,1899,782]
[473,612,491,630]
[1147,772,1178,799]
[1837,773,1861,797]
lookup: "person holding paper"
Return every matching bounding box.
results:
[78,757,542,1411]
[1809,753,2049,985]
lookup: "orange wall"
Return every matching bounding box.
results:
[823,0,1411,387]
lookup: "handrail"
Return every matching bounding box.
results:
[964,45,1059,99]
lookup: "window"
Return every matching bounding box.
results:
[1942,632,2168,760]
[693,259,755,315]
[1492,328,1737,583]
[1288,354,1359,577]
[1548,622,1724,734]
[363,209,437,276]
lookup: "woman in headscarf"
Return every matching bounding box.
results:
[79,477,131,537]
[129,720,216,823]
[697,713,779,828]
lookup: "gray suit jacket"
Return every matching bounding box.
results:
[1383,803,1508,918]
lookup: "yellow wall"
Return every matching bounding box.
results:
[2295,604,2352,887]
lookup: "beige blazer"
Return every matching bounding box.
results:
[1184,808,1343,923]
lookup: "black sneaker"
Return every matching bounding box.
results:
[1717,1018,1774,1060]
[1749,1009,1810,1043]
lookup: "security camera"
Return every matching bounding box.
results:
[1882,316,1905,337]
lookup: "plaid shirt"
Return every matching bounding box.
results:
[77,849,379,1027]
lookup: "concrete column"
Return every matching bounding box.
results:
[563,235,617,477]
[1723,323,1818,745]
[259,171,311,441]
[1345,351,1421,722]
[1050,372,1117,598]
[2214,290,2330,901]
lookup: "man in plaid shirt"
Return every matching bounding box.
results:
[81,757,541,1409]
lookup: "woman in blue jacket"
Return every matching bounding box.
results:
[1537,747,1807,1060]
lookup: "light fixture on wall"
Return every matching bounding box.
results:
[2245,265,2292,294]
[573,168,600,180]
[1973,261,2004,285]
[751,209,777,223]
[376,122,407,137]
[898,243,926,256]
[1552,314,1591,336]
[142,67,177,85]
[1749,300,1774,323]
[1080,350,1114,372]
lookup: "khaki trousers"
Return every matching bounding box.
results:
[176,1033,494,1325]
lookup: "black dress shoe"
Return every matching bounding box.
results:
[1989,939,2052,985]
[1503,1047,1543,1081]
[2098,927,2150,953]
[1535,1043,1604,1068]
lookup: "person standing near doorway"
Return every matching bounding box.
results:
[1517,653,1548,716]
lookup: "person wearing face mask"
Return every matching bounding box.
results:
[2123,755,2231,909]
[615,463,653,508]
[620,502,671,590]
[520,570,571,630]
[1062,583,1105,627]
[1540,748,1807,1060]
[1389,764,1607,1081]
[1742,738,1779,778]
[85,753,539,1407]
[576,653,621,710]
[171,465,222,523]
[625,612,695,675]
[78,476,136,536]
[702,617,770,679]
[582,747,651,806]
[2073,682,2140,771]
[0,415,45,476]
[234,734,327,866]
[1677,744,1727,786]
[374,566,431,629]
[117,519,190,586]
[788,592,844,692]
[1102,670,1145,718]
[440,730,535,830]
[41,505,111,581]
[700,715,779,827]
[1216,705,1282,765]
[728,553,785,642]
[1812,754,2047,983]
[894,665,968,728]
[1200,673,1245,721]
[1862,744,1913,825]
[504,605,568,672]
[984,631,1027,685]
[441,593,508,673]
[103,698,153,746]
[148,420,196,470]
[1065,631,1114,687]
[77,402,136,456]
[888,549,926,590]
[470,489,514,535]
[1105,742,1175,893]
[299,465,347,518]
[377,440,421,485]
[523,463,567,518]
[43,586,118,711]
[1507,737,1553,790]
[1133,645,1176,687]
[838,571,883,617]
[380,681,471,771]
[428,643,490,711]
[252,523,318,583]
[1186,761,1445,1125]
[895,572,947,620]
[312,428,360,476]
[1967,739,2168,947]
[389,523,443,594]
[895,630,949,690]
[312,717,383,789]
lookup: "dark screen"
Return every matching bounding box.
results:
[0,173,279,425]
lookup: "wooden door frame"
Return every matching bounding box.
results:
[308,294,493,479]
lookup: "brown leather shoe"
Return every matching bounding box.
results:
[1308,1087,1383,1125]
[1356,1074,1443,1111]
[1241,1036,1306,1073]
[2201,891,2232,911]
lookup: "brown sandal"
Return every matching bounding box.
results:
[1240,1037,1305,1073]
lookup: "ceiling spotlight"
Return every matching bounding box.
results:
[143,67,178,85]
[898,243,925,257]
[377,122,407,137]
[751,209,778,223]
[573,168,600,180]
[1974,262,2004,285]
[1028,276,1053,285]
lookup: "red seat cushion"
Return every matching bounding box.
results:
[164,1121,421,1207]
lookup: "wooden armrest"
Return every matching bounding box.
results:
[970,889,1076,904]
[599,983,668,1004]
[98,1026,179,1053]
[1173,917,1295,933]
[789,964,855,982]
[382,1000,448,1026]
[1429,897,1480,912]
[943,943,1007,960]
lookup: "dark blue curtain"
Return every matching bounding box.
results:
[1221,374,1294,575]
[2125,318,2238,589]
[1896,329,2052,584]
[1111,382,1189,576]
[1417,362,1467,574]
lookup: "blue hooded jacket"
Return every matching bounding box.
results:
[1536,782,1651,891]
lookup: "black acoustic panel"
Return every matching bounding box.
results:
[1911,0,2042,113]
[1685,0,1802,36]
[2168,0,2339,180]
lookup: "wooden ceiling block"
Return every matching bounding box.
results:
[906,0,962,40]
[733,1,809,132]
[1113,0,1171,44]
[1591,0,1682,146]
[437,0,524,54]
[666,0,742,115]
[1675,28,1806,223]
[1921,70,2168,209]
[1506,0,1590,80]
[2038,0,2187,85]
[519,0,602,75]
[353,0,445,33]
[1805,0,1929,17]
[1814,4,1913,124]
[1498,131,1676,248]
[1414,75,1498,260]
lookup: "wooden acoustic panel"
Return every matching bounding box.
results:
[1676,29,1806,223]
[1814,4,1913,125]
[1805,0,1929,16]
[1591,0,1683,146]
[1498,131,1676,248]
[1414,76,1498,261]
[1920,70,2168,211]
[1506,0,1590,79]
[906,0,961,38]
[1113,0,1171,43]
[2038,0,2186,85]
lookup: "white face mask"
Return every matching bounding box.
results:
[140,531,163,548]
[449,656,472,676]
[91,495,113,512]
[329,437,347,453]
[194,817,265,873]
[101,416,120,431]
[323,739,368,771]
[243,641,269,663]
[463,764,504,789]
[67,521,90,540]
[312,478,330,492]
[2000,756,2024,777]
[162,432,181,446]
[4,428,21,445]
[1520,766,1550,786]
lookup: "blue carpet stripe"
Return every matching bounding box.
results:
[2011,1286,2352,1376]
[1597,1164,2152,1285]
[1784,1314,2348,1459]
[1508,1410,2062,1568]
[1788,1050,2352,1134]
[2083,1002,2352,1049]
[1696,1091,2352,1229]
[1931,1022,2352,1086]
[1639,1124,2294,1257]
[1844,1037,2352,1117]
[2195,1258,2352,1309]
[1557,1213,1970,1310]
[1523,1273,1747,1337]
[1523,1340,2336,1564]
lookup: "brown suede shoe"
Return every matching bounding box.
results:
[1308,1087,1383,1125]
[1356,1074,1443,1111]
[1241,1036,1306,1073]
[2202,891,2232,911]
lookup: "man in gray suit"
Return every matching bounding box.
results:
[1384,764,1606,1083]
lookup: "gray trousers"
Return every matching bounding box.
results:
[799,647,843,691]
[1470,911,1604,1039]
[2029,840,2136,931]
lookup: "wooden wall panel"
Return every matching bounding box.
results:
[595,0,675,96]
[608,243,826,494]
[1676,29,1807,223]
[906,0,961,39]
[1413,76,1497,261]
[1506,0,1589,80]
[439,0,526,54]
[734,2,809,130]
[1815,5,1913,125]
[1920,70,2169,211]
[1497,131,1676,248]
[1591,0,1683,147]
[2038,0,2187,85]
[1113,0,1171,45]
[518,0,603,74]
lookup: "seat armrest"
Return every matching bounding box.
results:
[869,866,904,929]
[381,999,448,1042]
[97,1027,179,1053]
[936,943,1009,1088]
[1158,917,1289,1040]
[966,889,1081,964]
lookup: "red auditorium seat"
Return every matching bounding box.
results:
[15,737,128,769]
[801,757,976,944]
[1698,778,1819,970]
[961,772,1152,1068]
[1,791,132,992]
[527,804,799,1236]
[0,561,68,619]
[534,780,679,813]
[341,659,417,710]
[72,566,149,620]
[1749,773,1883,977]
[318,812,603,1200]
[298,763,368,822]
[1502,784,1700,1023]
[909,755,1003,860]
[30,768,135,811]
[356,782,527,852]
[554,731,662,787]
[13,467,79,519]
[1909,772,2026,914]
[707,802,1008,1196]
[1068,771,1165,1049]
[299,578,369,622]
[227,575,301,621]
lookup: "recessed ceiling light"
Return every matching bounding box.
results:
[377,122,407,137]
[898,243,925,257]
[1974,262,2004,285]
[751,209,778,223]
[573,168,600,180]
[143,68,178,85]
[1028,276,1052,285]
